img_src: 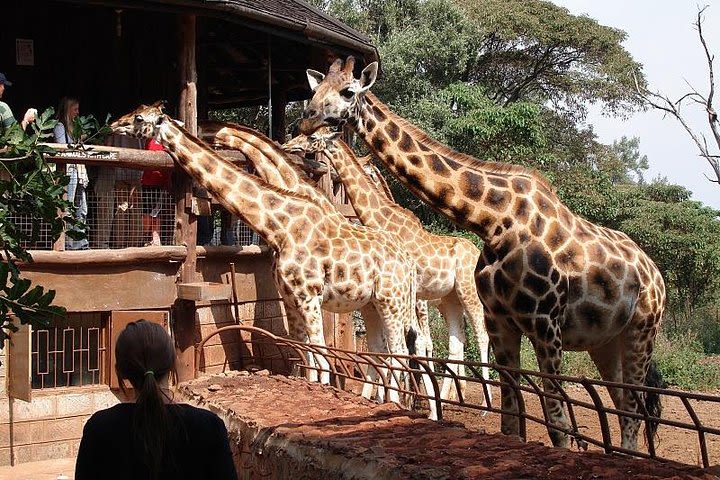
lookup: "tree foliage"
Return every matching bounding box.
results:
[1,109,70,343]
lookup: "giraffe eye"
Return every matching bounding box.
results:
[134,115,143,123]
[339,88,353,99]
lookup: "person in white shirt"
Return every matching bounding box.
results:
[54,96,89,250]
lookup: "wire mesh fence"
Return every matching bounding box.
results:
[9,165,261,250]
[196,325,720,469]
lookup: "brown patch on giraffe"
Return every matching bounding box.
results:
[430,155,452,177]
[586,242,607,265]
[523,272,551,297]
[544,220,570,251]
[533,191,556,217]
[485,188,511,212]
[588,265,619,303]
[457,170,482,200]
[398,131,414,151]
[385,121,400,141]
[557,241,584,271]
[513,197,530,223]
[529,214,546,237]
[511,177,531,194]
[577,302,605,328]
[488,176,508,188]
[407,154,422,166]
[526,242,552,277]
[607,257,626,279]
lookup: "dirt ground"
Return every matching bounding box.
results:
[440,383,720,468]
[183,372,719,479]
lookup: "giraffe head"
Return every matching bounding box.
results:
[299,56,378,135]
[282,128,341,156]
[110,101,173,140]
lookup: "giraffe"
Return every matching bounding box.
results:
[298,57,667,451]
[110,103,426,409]
[282,130,492,405]
[198,121,438,411]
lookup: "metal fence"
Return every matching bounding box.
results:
[196,325,720,469]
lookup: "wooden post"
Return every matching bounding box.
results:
[176,13,198,283]
[175,14,199,380]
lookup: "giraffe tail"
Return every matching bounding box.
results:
[644,360,666,443]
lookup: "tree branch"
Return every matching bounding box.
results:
[634,6,720,186]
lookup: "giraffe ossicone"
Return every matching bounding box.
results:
[300,57,667,452]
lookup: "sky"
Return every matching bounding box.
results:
[550,0,720,210]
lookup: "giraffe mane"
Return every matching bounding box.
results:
[365,93,557,195]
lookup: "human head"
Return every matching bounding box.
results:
[57,96,80,130]
[115,320,176,391]
[0,72,11,98]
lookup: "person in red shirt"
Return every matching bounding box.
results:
[142,139,171,246]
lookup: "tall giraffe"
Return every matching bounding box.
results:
[298,57,667,451]
[283,130,491,405]
[199,122,437,411]
[110,103,424,406]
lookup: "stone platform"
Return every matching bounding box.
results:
[179,372,718,480]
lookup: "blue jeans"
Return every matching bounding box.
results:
[66,164,89,250]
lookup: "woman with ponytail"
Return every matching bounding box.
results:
[75,320,237,479]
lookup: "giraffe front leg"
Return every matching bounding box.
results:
[456,282,492,408]
[359,305,386,400]
[489,320,523,440]
[437,295,465,401]
[531,318,571,448]
[294,296,331,385]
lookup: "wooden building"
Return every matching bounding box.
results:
[0,0,376,466]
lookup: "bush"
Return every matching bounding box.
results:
[653,333,720,391]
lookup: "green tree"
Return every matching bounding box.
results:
[614,181,720,327]
[1,110,71,345]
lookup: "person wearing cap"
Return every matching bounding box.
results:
[0,72,36,134]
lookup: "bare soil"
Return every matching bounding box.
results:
[440,383,720,468]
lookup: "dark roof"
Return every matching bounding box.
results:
[205,0,376,61]
[63,0,377,63]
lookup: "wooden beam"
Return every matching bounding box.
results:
[177,13,199,286]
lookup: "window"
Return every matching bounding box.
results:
[31,313,108,389]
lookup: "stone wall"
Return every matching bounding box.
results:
[0,386,124,466]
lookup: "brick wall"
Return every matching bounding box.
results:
[0,387,122,466]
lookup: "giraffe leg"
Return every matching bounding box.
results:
[359,305,386,400]
[488,319,523,439]
[530,318,571,448]
[454,270,492,408]
[283,306,313,380]
[436,294,466,401]
[588,337,627,445]
[372,300,409,406]
[416,299,433,358]
[293,296,331,385]
[620,320,660,451]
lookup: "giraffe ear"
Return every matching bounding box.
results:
[306,69,325,92]
[358,62,378,92]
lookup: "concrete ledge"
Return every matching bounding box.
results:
[178,373,717,480]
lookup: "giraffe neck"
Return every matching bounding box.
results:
[352,92,549,242]
[158,122,319,250]
[225,128,344,221]
[324,142,416,232]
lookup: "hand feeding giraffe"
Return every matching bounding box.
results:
[282,130,492,407]
[298,57,666,451]
[196,120,438,415]
[110,104,426,411]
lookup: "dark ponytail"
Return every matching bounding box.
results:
[115,320,177,479]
